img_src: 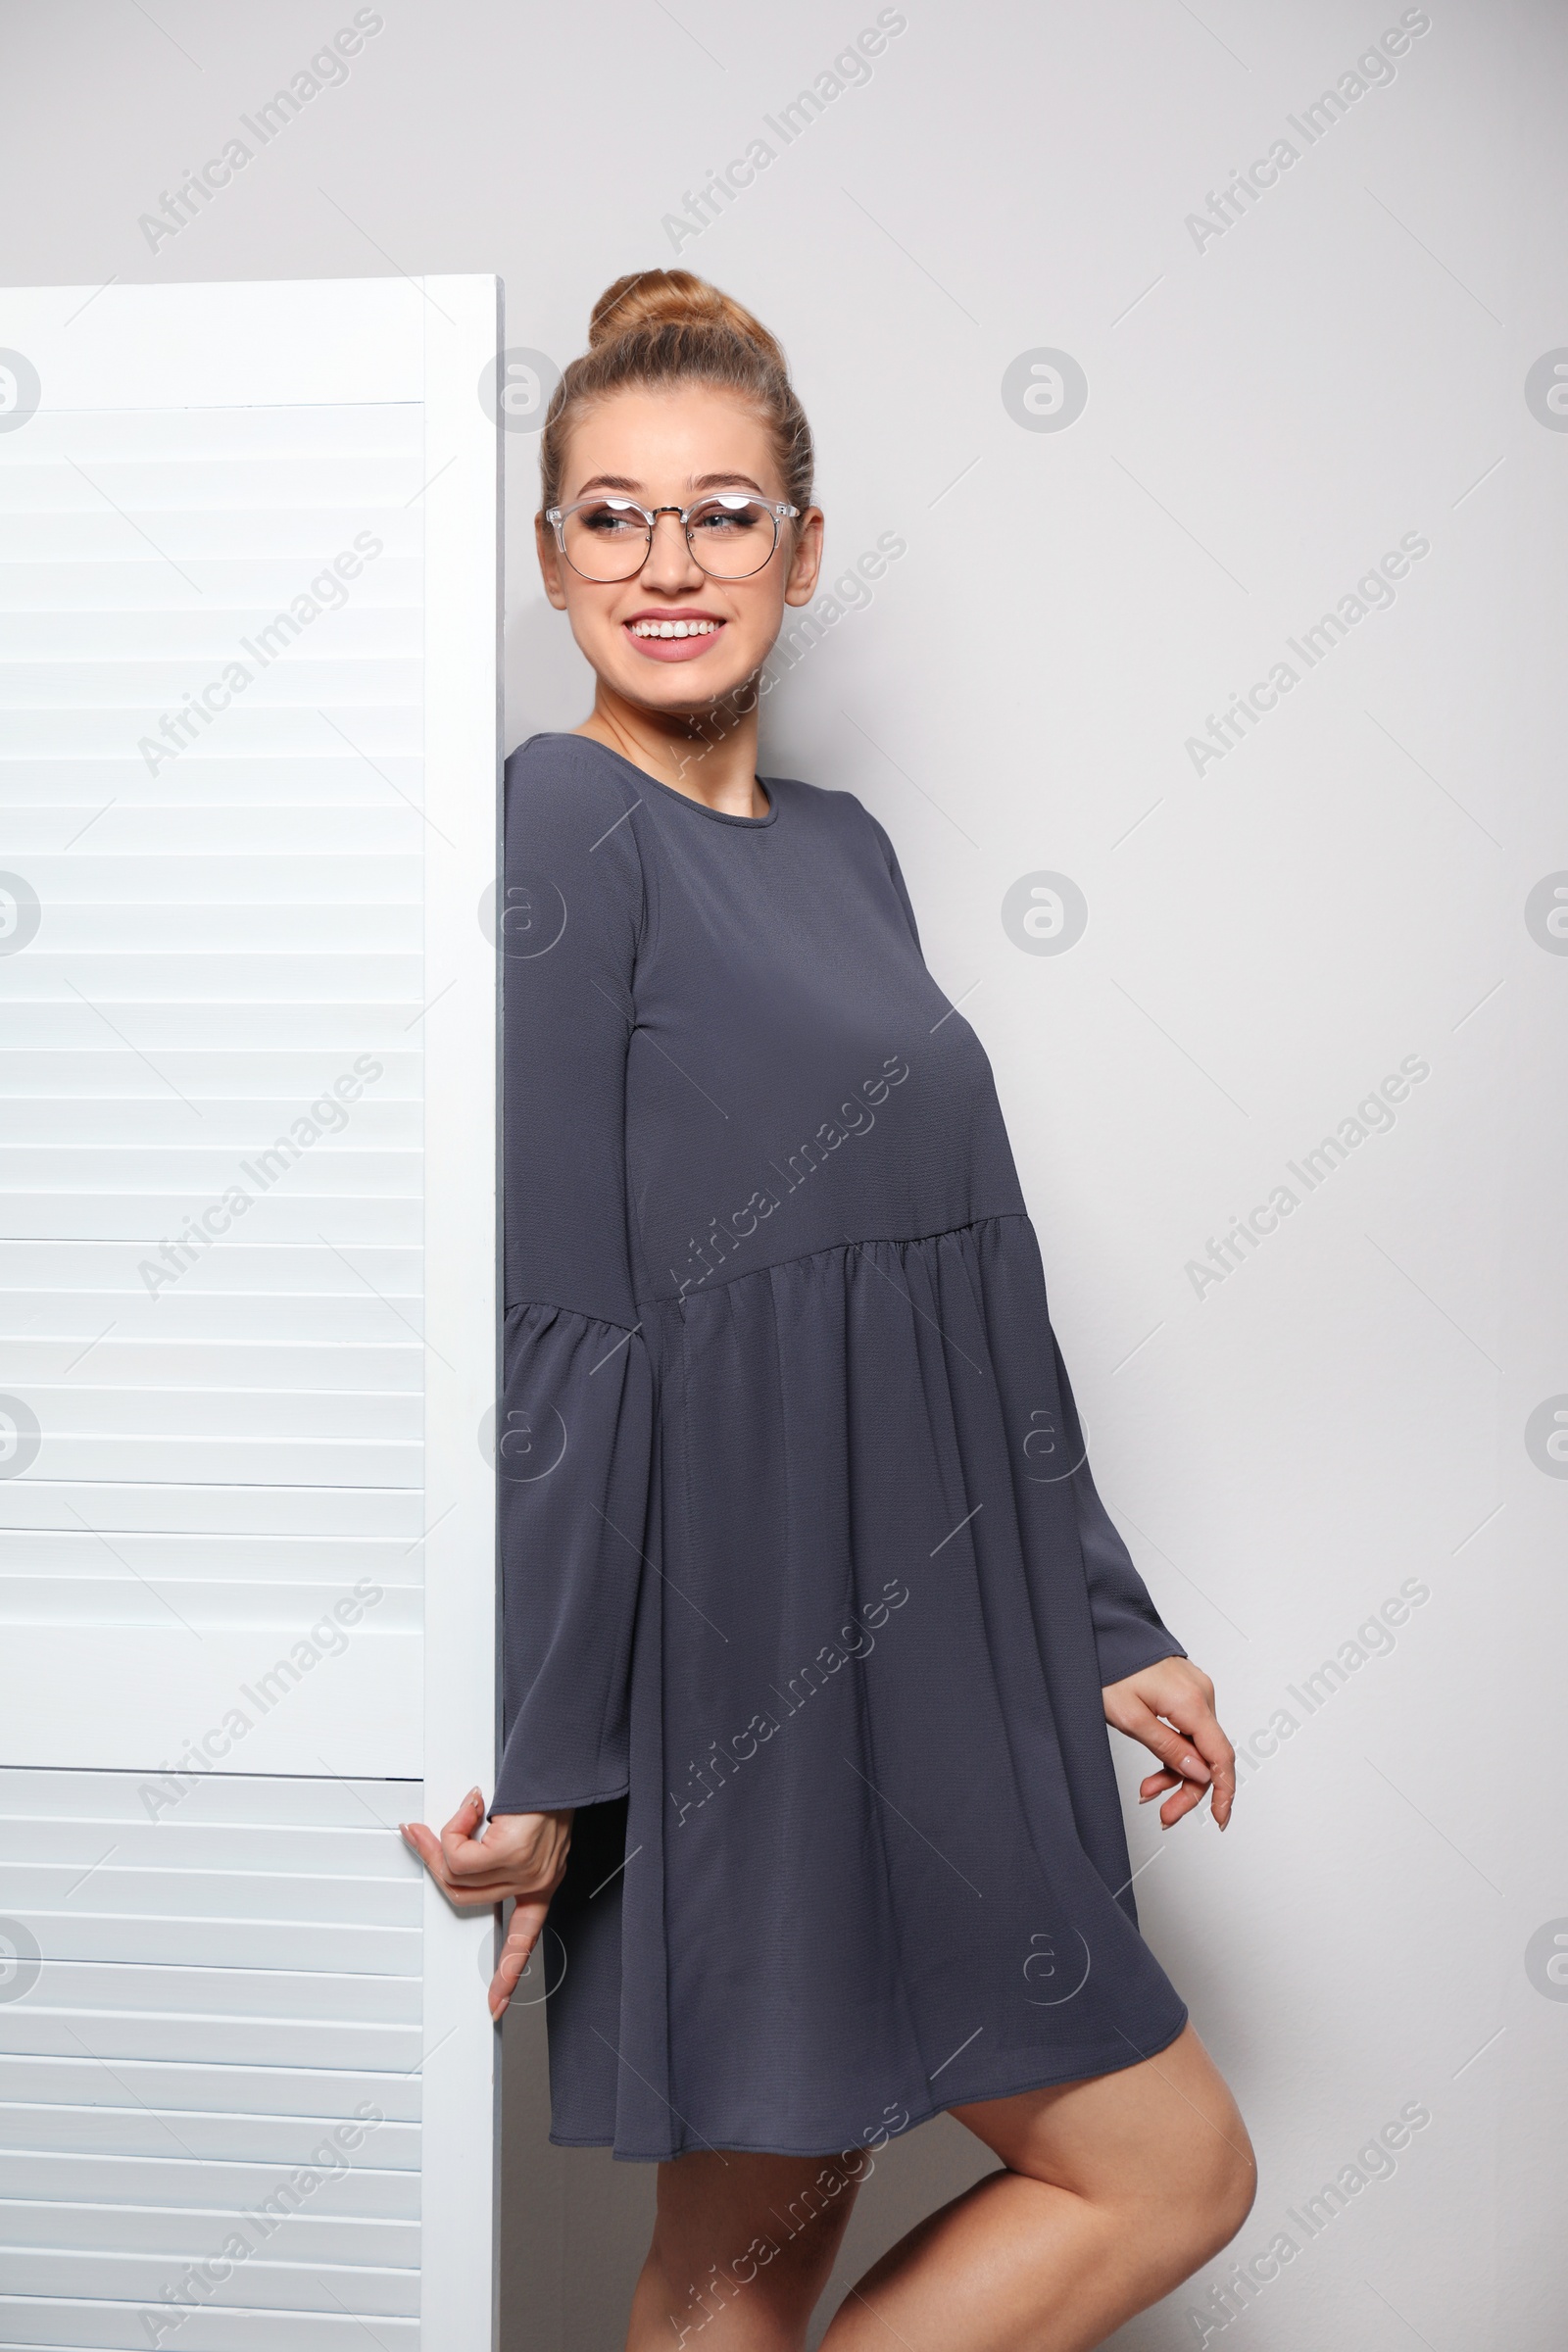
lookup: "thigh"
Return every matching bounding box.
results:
[652,2147,864,2316]
[949,2022,1252,2210]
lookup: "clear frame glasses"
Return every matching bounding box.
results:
[546,491,800,583]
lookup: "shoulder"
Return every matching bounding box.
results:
[767,773,899,862]
[503,734,646,939]
[505,731,645,832]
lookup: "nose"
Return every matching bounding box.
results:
[638,509,704,592]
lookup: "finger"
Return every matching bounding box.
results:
[400,1819,515,1906]
[1120,1697,1212,1788]
[1138,1768,1182,1803]
[1183,1709,1238,1829]
[438,1788,491,1873]
[490,1901,549,2020]
[1159,1785,1203,1829]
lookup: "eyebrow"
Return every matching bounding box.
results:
[571,471,770,498]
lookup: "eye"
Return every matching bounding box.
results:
[689,496,767,536]
[579,501,643,535]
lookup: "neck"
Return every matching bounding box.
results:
[574,681,765,817]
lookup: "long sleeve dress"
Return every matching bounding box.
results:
[493,731,1191,2162]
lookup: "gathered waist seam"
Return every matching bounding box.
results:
[635,1209,1032,1310]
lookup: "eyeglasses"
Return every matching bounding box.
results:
[546,491,800,583]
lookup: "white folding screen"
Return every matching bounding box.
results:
[0,276,502,2349]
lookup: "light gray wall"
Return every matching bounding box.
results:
[5,1,1562,2343]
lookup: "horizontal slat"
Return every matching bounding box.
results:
[7,1437,421,1485]
[0,2246,418,2317]
[0,453,425,508]
[10,1954,419,2020]
[1,1007,418,1049]
[0,809,425,851]
[0,2196,418,2268]
[0,663,421,712]
[0,612,424,661]
[0,507,421,559]
[9,1864,416,1924]
[0,1773,419,1826]
[0,1819,404,1871]
[18,1915,420,1977]
[0,407,423,460]
[0,2293,418,2346]
[0,1200,421,1245]
[0,962,423,1004]
[5,711,419,761]
[0,2116,419,2181]
[0,2148,414,2218]
[0,2054,420,2127]
[0,2010,421,2072]
[0,1583,421,1633]
[0,556,425,612]
[0,1054,421,1099]
[0,1345,421,1389]
[0,854,420,901]
[0,1241,419,1294]
[0,2300,417,2349]
[6,1389,419,1440]
[0,1533,420,1580]
[0,1484,425,1536]
[0,1102,419,1146]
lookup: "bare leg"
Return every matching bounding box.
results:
[626,2147,863,2351]
[818,2024,1255,2351]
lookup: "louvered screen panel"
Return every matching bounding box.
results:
[0,1770,420,2352]
[0,276,502,2351]
[0,396,425,1773]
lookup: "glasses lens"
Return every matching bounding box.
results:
[563,500,651,581]
[686,496,779,578]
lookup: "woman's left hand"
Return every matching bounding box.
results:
[1102,1657,1236,1831]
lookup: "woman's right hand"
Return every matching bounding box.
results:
[400,1788,573,2019]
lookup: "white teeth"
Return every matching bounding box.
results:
[630,618,719,638]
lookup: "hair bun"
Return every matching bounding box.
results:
[587,270,786,370]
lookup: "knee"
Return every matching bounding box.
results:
[1176,2122,1257,2264]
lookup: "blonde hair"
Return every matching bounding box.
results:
[538,269,813,517]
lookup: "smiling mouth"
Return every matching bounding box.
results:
[622,612,728,662]
[625,616,724,639]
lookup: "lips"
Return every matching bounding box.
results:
[622,612,726,663]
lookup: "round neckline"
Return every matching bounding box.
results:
[538,732,779,828]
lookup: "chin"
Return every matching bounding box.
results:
[612,653,766,712]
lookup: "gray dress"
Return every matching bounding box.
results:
[493,731,1190,2161]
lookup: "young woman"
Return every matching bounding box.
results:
[403,270,1253,2349]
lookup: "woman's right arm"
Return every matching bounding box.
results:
[402,744,654,2012]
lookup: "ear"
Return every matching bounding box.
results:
[783,507,825,609]
[535,512,569,611]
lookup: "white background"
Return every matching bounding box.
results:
[2,3,1562,2346]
